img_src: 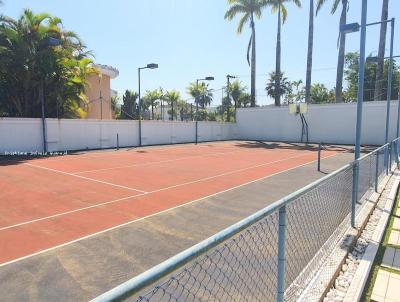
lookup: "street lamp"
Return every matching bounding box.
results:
[195,76,214,144]
[40,37,62,154]
[341,3,397,227]
[341,18,395,165]
[138,63,158,146]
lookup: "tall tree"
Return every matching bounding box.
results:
[344,52,400,102]
[265,0,301,106]
[0,9,95,118]
[265,71,292,102]
[187,82,213,109]
[317,0,349,103]
[164,90,181,120]
[225,0,265,107]
[305,0,315,103]
[374,0,389,101]
[120,90,138,119]
[143,89,162,119]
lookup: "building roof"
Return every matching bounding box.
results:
[94,64,119,79]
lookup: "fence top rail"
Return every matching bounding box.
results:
[357,139,397,161]
[91,137,400,302]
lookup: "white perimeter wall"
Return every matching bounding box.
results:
[237,101,399,146]
[1,101,397,153]
[0,118,238,153]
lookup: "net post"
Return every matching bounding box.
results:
[317,143,322,172]
[351,161,359,228]
[277,205,286,302]
[117,133,119,150]
[375,151,379,193]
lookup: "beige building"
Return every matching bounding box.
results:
[85,64,119,119]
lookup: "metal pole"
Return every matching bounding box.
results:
[318,143,322,172]
[227,76,231,122]
[277,205,286,302]
[195,80,199,145]
[384,18,395,175]
[351,0,368,228]
[375,151,379,192]
[138,68,142,147]
[100,90,103,120]
[397,78,400,137]
[117,133,119,150]
[40,77,47,154]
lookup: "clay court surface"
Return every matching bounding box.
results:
[0,141,355,301]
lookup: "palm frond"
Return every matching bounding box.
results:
[237,13,250,34]
[331,0,342,14]
[316,0,329,15]
[281,5,288,23]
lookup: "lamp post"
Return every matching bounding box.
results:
[40,37,62,154]
[138,63,158,146]
[340,0,367,228]
[227,75,237,122]
[195,76,214,144]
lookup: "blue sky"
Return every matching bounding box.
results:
[2,0,400,105]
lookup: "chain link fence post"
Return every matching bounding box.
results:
[375,151,379,193]
[277,205,287,302]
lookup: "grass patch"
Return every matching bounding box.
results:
[362,187,400,301]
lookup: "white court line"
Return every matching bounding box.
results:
[0,193,142,231]
[4,152,313,231]
[37,141,237,162]
[23,163,148,194]
[1,151,335,232]
[0,152,341,268]
[73,148,301,174]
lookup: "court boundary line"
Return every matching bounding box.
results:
[72,148,301,175]
[33,141,237,162]
[0,152,340,268]
[23,163,149,194]
[0,193,142,231]
[3,152,322,231]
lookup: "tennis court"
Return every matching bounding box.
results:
[0,141,354,300]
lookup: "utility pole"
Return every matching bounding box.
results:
[227,75,236,122]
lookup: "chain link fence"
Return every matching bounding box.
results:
[93,139,400,302]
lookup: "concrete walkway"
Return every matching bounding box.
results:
[371,208,400,301]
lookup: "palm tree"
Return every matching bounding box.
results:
[187,82,213,109]
[374,0,389,102]
[305,0,315,103]
[164,90,181,120]
[317,0,349,103]
[143,89,162,119]
[265,0,301,106]
[225,0,265,107]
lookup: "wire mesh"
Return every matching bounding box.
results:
[284,166,353,301]
[95,141,399,302]
[134,212,279,302]
[356,150,378,208]
[377,147,387,184]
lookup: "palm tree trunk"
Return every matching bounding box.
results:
[335,0,347,103]
[275,6,282,106]
[374,0,389,102]
[151,102,154,119]
[305,0,314,103]
[250,15,256,107]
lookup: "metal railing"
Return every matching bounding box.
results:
[92,138,400,302]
